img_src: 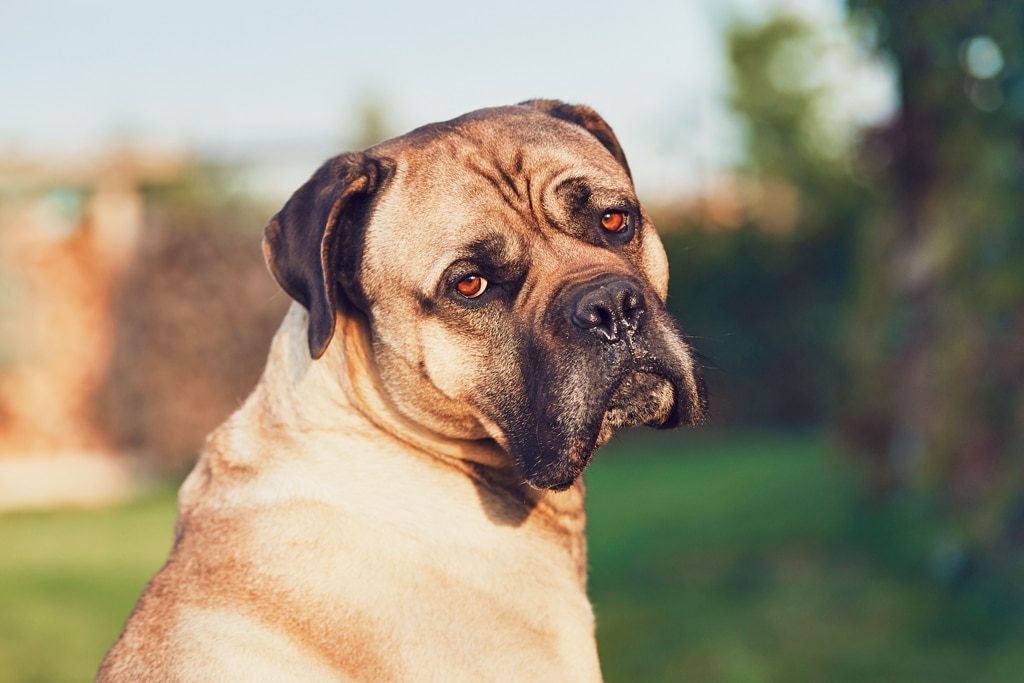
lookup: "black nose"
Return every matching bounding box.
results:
[570,279,646,343]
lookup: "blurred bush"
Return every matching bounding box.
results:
[655,15,874,428]
[94,176,288,471]
[652,2,1024,588]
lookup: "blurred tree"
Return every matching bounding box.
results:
[729,16,867,223]
[660,14,880,426]
[842,0,1024,577]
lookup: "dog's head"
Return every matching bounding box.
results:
[264,101,707,490]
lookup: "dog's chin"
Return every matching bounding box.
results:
[521,444,592,492]
[593,372,678,448]
[523,372,679,491]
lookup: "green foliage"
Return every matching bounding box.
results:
[661,223,853,426]
[590,431,1024,683]
[730,17,853,196]
[691,1,1024,580]
[657,13,871,427]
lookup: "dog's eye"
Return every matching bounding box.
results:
[455,274,488,298]
[600,210,628,233]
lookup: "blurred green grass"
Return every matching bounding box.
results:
[2,431,1023,682]
[0,487,178,683]
[588,431,1024,683]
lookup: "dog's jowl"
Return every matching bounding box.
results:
[99,100,706,682]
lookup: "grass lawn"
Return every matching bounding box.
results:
[0,485,178,683]
[2,430,1022,682]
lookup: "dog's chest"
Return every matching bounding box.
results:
[175,450,601,679]
[178,501,597,679]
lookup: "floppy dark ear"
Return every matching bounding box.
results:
[520,99,633,181]
[263,152,391,359]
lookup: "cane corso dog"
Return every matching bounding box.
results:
[99,100,706,682]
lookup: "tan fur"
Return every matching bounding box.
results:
[100,104,704,681]
[100,305,598,682]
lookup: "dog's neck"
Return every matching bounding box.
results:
[258,304,509,467]
[198,304,590,585]
[254,305,586,528]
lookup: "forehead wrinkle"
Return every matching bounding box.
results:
[543,167,637,233]
[464,156,529,226]
[369,118,633,290]
[520,162,575,241]
[455,122,609,240]
[458,139,552,239]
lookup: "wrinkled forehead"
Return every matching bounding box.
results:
[362,109,633,291]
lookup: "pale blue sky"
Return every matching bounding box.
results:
[1,0,861,198]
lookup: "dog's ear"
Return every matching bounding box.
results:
[520,99,632,182]
[263,152,392,359]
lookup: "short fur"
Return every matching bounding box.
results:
[99,101,706,682]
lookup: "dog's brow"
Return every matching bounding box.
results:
[463,233,519,260]
[553,177,592,211]
[425,233,525,286]
[554,176,634,211]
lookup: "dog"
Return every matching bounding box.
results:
[98,100,706,682]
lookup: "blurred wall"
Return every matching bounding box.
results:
[94,195,288,470]
[0,157,288,476]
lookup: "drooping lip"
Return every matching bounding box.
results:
[626,344,708,428]
[503,327,707,490]
[522,371,682,490]
[595,368,693,443]
[543,476,580,492]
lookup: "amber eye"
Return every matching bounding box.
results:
[455,274,488,298]
[601,210,628,232]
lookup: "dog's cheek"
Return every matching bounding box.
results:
[639,222,670,301]
[413,318,531,439]
[418,320,483,398]
[369,315,491,439]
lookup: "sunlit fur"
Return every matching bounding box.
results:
[99,103,704,681]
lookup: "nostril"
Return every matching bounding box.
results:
[572,307,600,330]
[573,299,615,335]
[620,288,645,329]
